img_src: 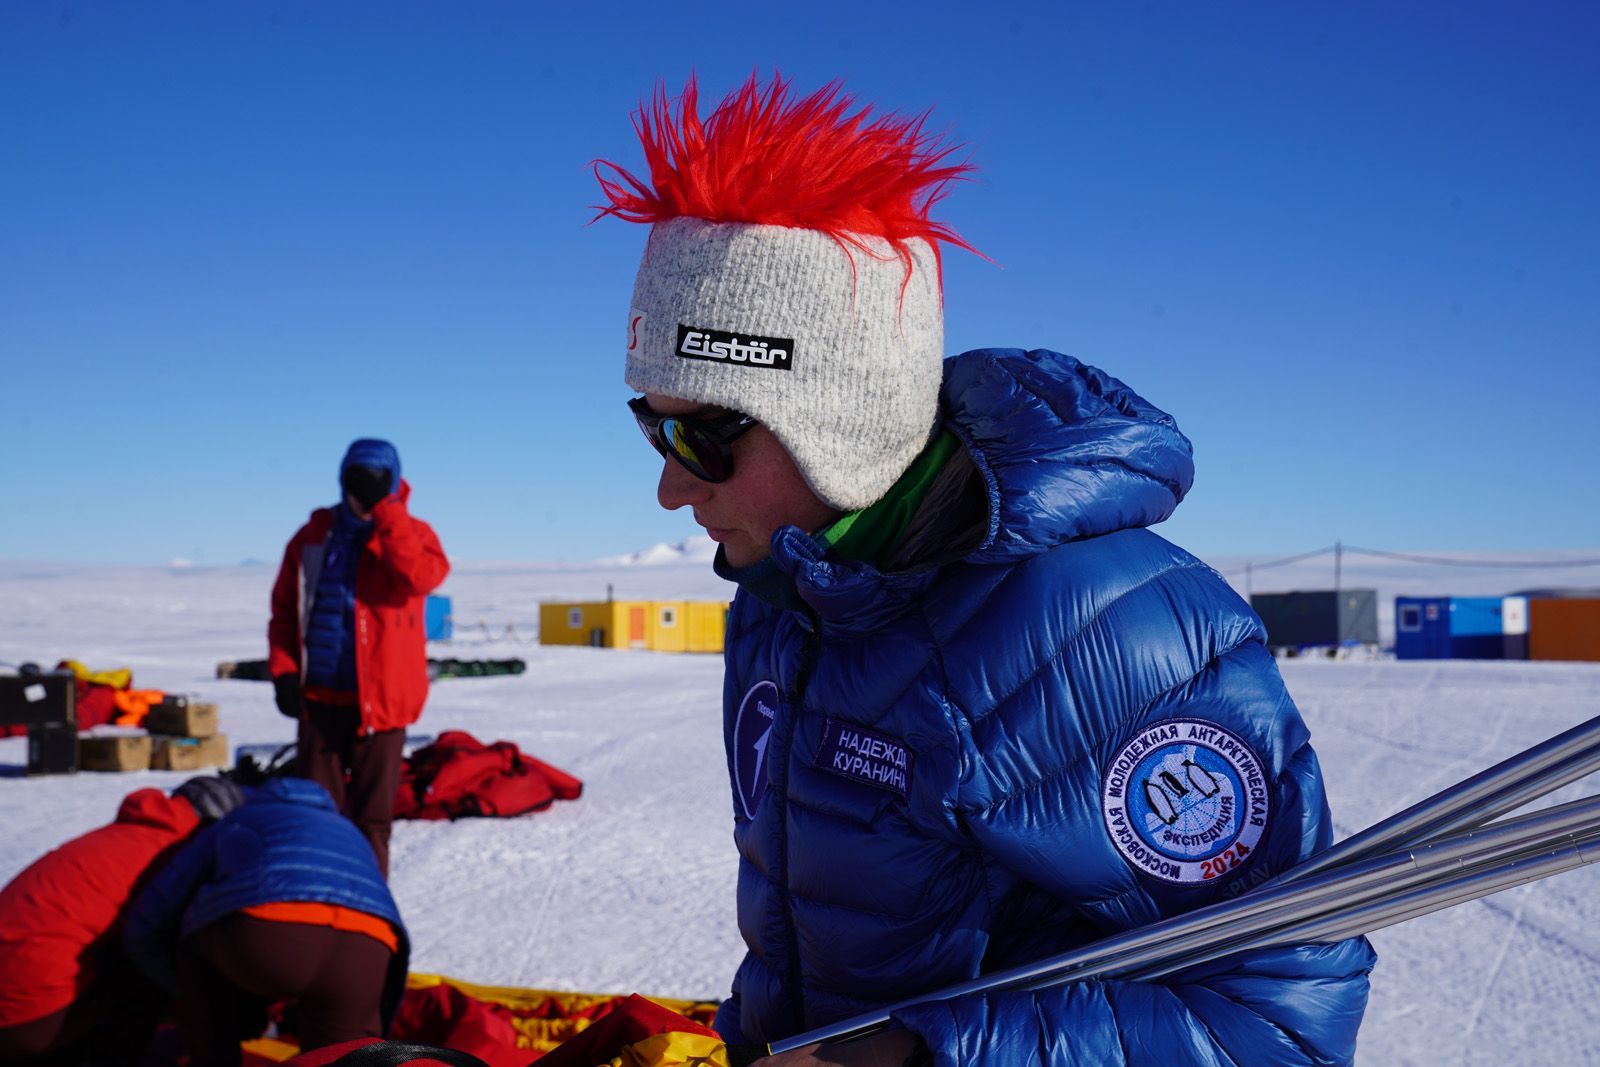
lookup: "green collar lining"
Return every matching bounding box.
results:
[816,431,960,565]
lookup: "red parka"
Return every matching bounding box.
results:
[0,789,200,1028]
[268,480,449,734]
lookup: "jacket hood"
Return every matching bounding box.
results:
[944,348,1194,564]
[115,787,203,835]
[341,438,401,497]
[762,348,1194,631]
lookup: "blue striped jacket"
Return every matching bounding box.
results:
[122,777,409,1023]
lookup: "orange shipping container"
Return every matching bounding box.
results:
[1528,599,1600,662]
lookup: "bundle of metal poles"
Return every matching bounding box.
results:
[768,712,1600,1054]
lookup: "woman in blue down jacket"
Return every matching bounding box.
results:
[601,76,1376,1066]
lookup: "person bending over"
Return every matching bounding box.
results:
[0,778,243,1064]
[123,777,409,1067]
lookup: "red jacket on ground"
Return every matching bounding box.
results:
[0,789,200,1028]
[268,481,450,734]
[394,731,583,821]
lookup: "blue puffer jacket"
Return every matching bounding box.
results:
[714,349,1375,1064]
[304,439,400,692]
[122,777,409,1022]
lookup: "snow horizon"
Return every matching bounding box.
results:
[3,556,1600,1063]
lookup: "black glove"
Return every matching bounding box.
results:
[173,775,248,822]
[341,464,392,511]
[273,673,306,719]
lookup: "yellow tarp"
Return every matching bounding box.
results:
[405,972,719,1054]
[599,1030,729,1067]
[242,974,722,1064]
[59,659,133,690]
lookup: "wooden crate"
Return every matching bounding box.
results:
[147,700,218,738]
[149,734,230,771]
[78,733,152,772]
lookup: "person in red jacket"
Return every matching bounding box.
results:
[268,438,449,878]
[0,778,244,1064]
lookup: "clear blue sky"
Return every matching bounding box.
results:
[2,2,1596,566]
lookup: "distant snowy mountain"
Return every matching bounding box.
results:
[596,535,719,567]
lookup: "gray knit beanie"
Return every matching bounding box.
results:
[597,74,973,512]
[623,218,943,510]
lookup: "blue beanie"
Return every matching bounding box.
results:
[340,438,401,496]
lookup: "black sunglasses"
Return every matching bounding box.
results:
[628,396,758,483]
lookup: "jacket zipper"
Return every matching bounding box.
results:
[779,606,822,1036]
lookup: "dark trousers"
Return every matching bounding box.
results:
[177,914,392,1067]
[296,700,406,878]
[0,947,162,1065]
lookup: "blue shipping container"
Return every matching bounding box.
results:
[1447,597,1507,659]
[1395,597,1450,660]
[1394,597,1527,660]
[425,595,453,641]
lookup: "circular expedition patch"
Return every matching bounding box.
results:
[1101,718,1270,885]
[733,680,780,819]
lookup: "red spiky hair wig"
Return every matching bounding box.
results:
[594,72,977,276]
[611,74,976,513]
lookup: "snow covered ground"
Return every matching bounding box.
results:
[3,550,1599,1065]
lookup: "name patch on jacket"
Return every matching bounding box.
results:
[733,681,779,819]
[1101,719,1269,885]
[817,719,912,797]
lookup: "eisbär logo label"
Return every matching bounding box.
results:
[1101,719,1269,884]
[817,719,912,797]
[676,324,794,370]
[733,681,779,819]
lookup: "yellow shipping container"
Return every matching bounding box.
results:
[538,600,728,653]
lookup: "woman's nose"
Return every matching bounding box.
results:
[657,458,711,512]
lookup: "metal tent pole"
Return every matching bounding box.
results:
[1266,712,1600,888]
[1128,830,1600,982]
[1021,793,1600,990]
